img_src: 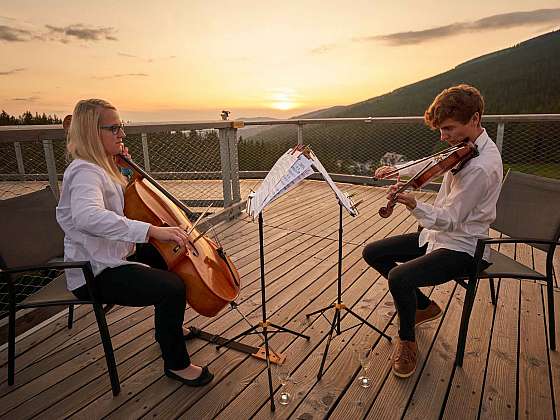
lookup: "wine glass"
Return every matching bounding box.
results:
[275,363,292,405]
[354,346,372,388]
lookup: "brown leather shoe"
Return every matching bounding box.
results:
[392,338,418,378]
[415,301,442,327]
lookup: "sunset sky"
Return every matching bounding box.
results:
[1,1,559,121]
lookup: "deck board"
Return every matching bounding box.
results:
[0,179,558,420]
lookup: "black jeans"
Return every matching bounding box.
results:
[72,244,190,370]
[362,232,475,341]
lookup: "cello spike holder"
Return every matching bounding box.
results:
[217,211,310,412]
[305,202,392,381]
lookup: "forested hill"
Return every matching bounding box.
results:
[239,31,560,175]
[297,29,560,119]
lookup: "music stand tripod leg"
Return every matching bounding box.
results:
[344,306,392,341]
[216,323,259,350]
[305,303,335,319]
[262,324,276,412]
[317,306,341,380]
[269,323,310,340]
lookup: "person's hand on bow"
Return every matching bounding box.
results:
[115,145,132,169]
[386,176,417,211]
[374,165,397,179]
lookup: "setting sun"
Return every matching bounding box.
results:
[269,88,299,111]
[271,101,295,110]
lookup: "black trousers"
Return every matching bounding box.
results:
[72,244,190,370]
[362,232,475,341]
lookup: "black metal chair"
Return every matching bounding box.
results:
[0,187,120,395]
[454,171,560,366]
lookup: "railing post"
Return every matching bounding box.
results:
[141,133,151,171]
[496,122,505,155]
[42,139,60,198]
[297,123,303,145]
[14,142,25,179]
[219,128,233,208]
[228,127,241,205]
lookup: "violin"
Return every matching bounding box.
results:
[376,141,478,218]
[120,155,241,317]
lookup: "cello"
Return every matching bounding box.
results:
[62,114,239,317]
[376,141,478,218]
[119,155,241,317]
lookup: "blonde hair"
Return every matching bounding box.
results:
[67,99,127,186]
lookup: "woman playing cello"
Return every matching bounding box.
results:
[56,99,213,386]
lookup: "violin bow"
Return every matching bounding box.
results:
[374,143,464,180]
[392,160,433,195]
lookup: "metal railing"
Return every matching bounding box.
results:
[1,114,559,202]
[238,114,560,185]
[0,121,243,213]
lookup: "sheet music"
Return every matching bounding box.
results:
[246,145,358,218]
[308,150,358,216]
[247,148,314,217]
[261,153,314,209]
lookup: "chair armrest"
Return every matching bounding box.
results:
[472,236,559,278]
[476,238,560,247]
[1,260,99,304]
[0,260,91,275]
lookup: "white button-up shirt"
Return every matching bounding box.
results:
[56,159,151,290]
[397,128,503,261]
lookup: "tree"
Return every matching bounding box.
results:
[0,110,62,126]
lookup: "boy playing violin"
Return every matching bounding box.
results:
[362,84,503,378]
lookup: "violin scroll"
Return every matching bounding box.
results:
[378,203,395,218]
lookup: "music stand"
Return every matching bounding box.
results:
[305,201,392,380]
[218,211,310,412]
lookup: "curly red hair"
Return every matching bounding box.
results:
[424,84,484,129]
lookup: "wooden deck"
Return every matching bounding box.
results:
[0,180,559,419]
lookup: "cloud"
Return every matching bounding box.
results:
[0,25,34,42]
[46,24,117,42]
[0,67,26,76]
[356,8,560,46]
[12,96,39,101]
[309,42,339,55]
[92,73,149,80]
[118,52,176,62]
[1,21,118,43]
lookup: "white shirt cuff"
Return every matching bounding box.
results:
[411,201,436,228]
[127,220,151,243]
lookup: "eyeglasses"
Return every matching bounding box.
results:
[99,123,125,135]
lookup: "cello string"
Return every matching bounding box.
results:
[187,203,213,235]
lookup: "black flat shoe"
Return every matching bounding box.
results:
[164,366,214,387]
